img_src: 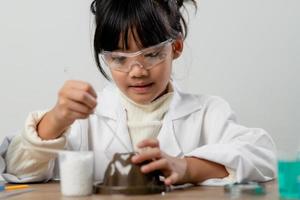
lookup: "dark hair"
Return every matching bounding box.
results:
[90,0,197,80]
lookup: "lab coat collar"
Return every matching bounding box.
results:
[96,82,203,121]
[97,82,203,156]
[167,82,203,120]
[158,82,203,157]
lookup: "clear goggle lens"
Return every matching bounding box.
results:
[99,39,173,72]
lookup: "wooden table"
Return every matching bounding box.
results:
[4,181,279,200]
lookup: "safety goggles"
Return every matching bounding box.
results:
[99,39,173,73]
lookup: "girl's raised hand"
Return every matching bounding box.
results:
[37,80,97,140]
[53,80,97,124]
[131,138,188,186]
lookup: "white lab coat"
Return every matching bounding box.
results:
[1,82,276,184]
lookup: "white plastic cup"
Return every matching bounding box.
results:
[59,151,94,196]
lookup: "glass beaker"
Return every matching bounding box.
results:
[277,140,300,199]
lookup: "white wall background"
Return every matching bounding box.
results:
[0,0,299,151]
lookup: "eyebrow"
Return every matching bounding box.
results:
[115,41,170,53]
[102,39,172,55]
[112,45,159,54]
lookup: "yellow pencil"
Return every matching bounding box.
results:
[5,185,29,190]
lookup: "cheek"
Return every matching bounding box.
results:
[154,61,172,80]
[110,70,127,89]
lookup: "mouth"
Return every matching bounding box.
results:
[129,82,154,93]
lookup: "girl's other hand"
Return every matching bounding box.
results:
[131,139,229,186]
[131,138,188,186]
[37,80,97,140]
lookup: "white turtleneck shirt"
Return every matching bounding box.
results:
[118,85,174,151]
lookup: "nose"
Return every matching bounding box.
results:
[128,61,149,77]
[130,61,144,69]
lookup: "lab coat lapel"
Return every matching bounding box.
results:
[96,83,133,153]
[158,83,202,157]
[115,106,133,152]
[158,117,183,157]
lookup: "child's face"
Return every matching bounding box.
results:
[109,33,181,104]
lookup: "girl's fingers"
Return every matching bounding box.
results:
[164,173,179,186]
[68,109,90,120]
[140,157,180,185]
[64,99,94,115]
[132,148,162,163]
[140,158,168,173]
[137,138,160,148]
[55,105,90,121]
[67,80,97,98]
[64,88,97,109]
[131,146,183,186]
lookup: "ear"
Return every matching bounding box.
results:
[172,36,184,60]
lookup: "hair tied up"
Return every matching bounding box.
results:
[176,0,184,8]
[90,0,96,15]
[175,0,197,9]
[161,0,183,8]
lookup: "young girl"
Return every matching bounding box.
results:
[2,0,276,185]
